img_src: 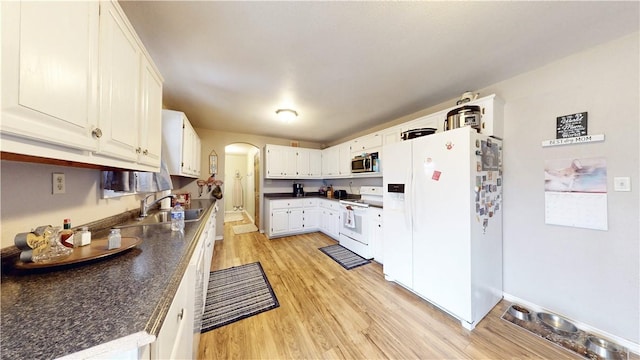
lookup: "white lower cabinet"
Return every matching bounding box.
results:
[319,199,340,240]
[145,207,216,360]
[151,261,195,360]
[266,198,320,238]
[370,207,383,263]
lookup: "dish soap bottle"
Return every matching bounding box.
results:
[171,203,185,232]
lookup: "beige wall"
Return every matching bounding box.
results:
[0,161,141,248]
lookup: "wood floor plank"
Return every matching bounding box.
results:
[199,217,631,359]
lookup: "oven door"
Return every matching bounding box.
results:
[339,205,368,244]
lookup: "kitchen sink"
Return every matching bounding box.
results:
[114,208,206,228]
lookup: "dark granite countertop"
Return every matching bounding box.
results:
[263,192,383,208]
[0,199,216,359]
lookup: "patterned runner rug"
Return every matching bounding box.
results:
[319,244,371,270]
[201,262,279,333]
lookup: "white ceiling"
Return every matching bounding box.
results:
[120,1,639,144]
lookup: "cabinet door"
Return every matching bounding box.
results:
[288,209,304,232]
[383,126,402,145]
[1,1,99,152]
[270,209,289,235]
[97,1,141,162]
[321,209,339,240]
[303,208,320,230]
[309,149,323,177]
[351,133,382,153]
[138,55,163,167]
[153,263,195,360]
[193,131,202,176]
[295,148,310,177]
[370,208,384,263]
[265,145,286,178]
[322,146,339,176]
[338,143,352,176]
[182,121,195,175]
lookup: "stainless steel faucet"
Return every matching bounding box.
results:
[140,194,176,217]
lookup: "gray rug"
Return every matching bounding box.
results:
[201,262,279,333]
[319,244,371,270]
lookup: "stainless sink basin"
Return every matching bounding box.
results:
[115,208,206,228]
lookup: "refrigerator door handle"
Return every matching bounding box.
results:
[405,171,413,229]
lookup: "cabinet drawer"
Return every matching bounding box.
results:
[270,198,304,210]
[303,198,318,207]
[319,199,339,210]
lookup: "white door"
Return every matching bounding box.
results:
[411,128,473,322]
[382,140,413,288]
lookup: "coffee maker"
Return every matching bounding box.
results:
[293,183,304,197]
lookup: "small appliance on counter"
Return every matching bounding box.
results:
[445,105,481,132]
[334,190,348,199]
[293,183,304,197]
[401,128,437,141]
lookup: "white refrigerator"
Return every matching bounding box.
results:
[382,127,503,330]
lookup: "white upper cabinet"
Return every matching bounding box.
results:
[265,145,321,179]
[97,0,141,162]
[321,142,352,178]
[350,132,382,156]
[0,1,163,171]
[138,55,164,167]
[295,148,322,178]
[1,1,99,152]
[265,144,295,178]
[162,110,202,178]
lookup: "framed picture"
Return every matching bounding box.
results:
[209,151,218,176]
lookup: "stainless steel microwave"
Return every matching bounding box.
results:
[351,153,377,173]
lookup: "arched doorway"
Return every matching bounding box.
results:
[224,143,260,228]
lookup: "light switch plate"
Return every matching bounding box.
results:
[613,177,631,192]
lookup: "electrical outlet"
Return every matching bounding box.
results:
[52,173,65,194]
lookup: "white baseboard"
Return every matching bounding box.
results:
[215,235,223,241]
[503,293,639,355]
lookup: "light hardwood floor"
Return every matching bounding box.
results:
[199,217,622,359]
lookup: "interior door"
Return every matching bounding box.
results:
[254,151,260,229]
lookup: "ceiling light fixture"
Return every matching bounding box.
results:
[275,108,298,123]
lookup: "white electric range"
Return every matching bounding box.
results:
[338,186,383,259]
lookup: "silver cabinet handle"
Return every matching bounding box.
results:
[136,147,142,154]
[143,149,148,155]
[92,128,102,139]
[178,308,184,320]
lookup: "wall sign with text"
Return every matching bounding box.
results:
[542,111,604,147]
[556,112,588,139]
